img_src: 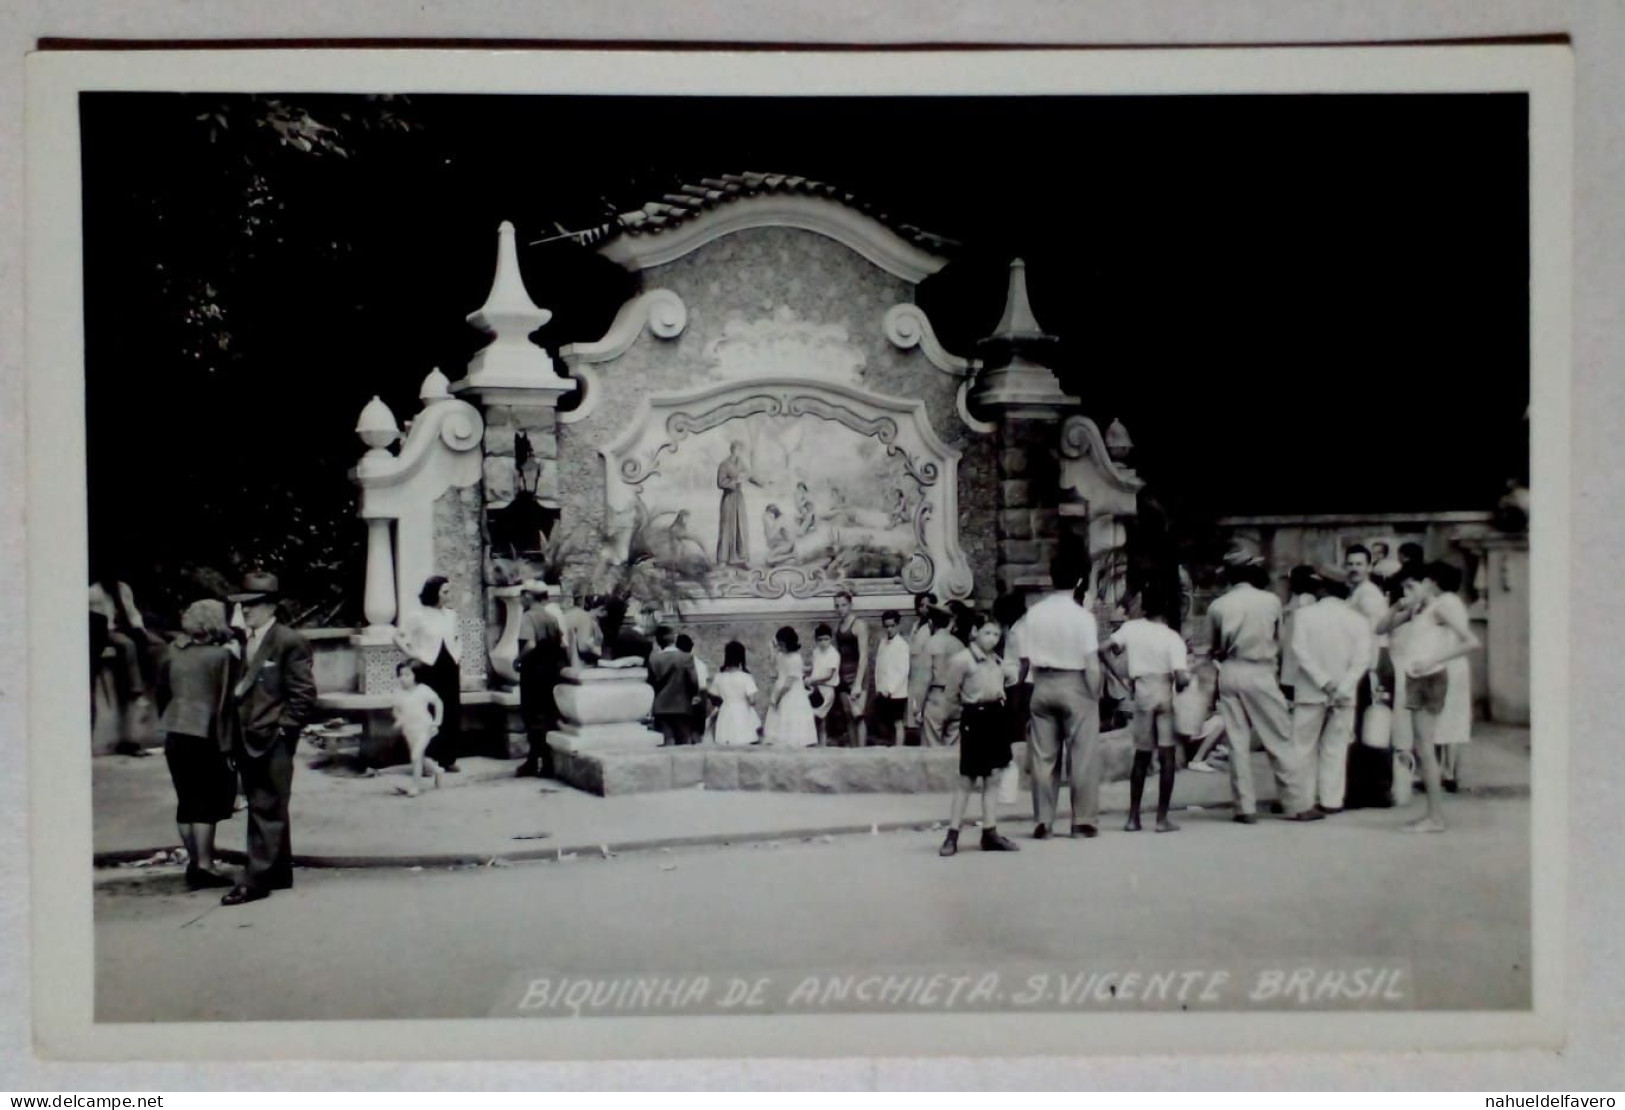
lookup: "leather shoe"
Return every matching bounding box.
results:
[186,868,235,891]
[1233,813,1259,825]
[1316,805,1343,816]
[1071,824,1099,839]
[221,886,269,906]
[1032,823,1050,840]
[1287,809,1326,822]
[980,829,1020,852]
[514,761,540,778]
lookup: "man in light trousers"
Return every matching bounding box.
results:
[1015,552,1104,839]
[1289,574,1372,815]
[1206,558,1320,823]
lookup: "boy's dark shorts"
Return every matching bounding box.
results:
[1406,669,1448,713]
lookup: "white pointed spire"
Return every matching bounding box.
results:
[970,258,1077,419]
[468,221,552,338]
[990,258,1049,343]
[458,221,577,401]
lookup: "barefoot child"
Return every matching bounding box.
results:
[939,612,1021,856]
[1381,561,1479,832]
[391,660,444,796]
[1106,591,1192,832]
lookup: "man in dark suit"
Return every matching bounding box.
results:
[222,571,316,906]
[646,624,699,746]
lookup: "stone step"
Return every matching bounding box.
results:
[554,731,1137,796]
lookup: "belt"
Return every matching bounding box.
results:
[1031,666,1086,675]
[1222,657,1276,666]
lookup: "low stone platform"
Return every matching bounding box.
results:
[554,729,1137,796]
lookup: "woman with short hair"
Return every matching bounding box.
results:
[156,599,239,890]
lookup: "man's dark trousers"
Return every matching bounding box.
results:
[239,729,295,890]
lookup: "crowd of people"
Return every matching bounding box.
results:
[499,540,1483,855]
[94,534,1481,901]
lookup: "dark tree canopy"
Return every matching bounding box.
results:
[81,91,1529,626]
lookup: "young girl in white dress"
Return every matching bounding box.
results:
[709,640,761,747]
[762,626,817,748]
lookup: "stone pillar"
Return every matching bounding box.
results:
[1457,533,1530,724]
[995,416,1066,594]
[452,220,578,671]
[361,517,397,642]
[971,259,1082,597]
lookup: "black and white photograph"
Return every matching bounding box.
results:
[22,44,1571,1062]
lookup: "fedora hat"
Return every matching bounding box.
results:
[228,571,282,604]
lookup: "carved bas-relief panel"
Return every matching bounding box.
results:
[601,378,974,618]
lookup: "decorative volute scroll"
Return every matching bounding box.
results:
[556,288,689,426]
[599,377,974,618]
[456,220,577,404]
[1058,413,1145,610]
[880,302,996,436]
[1058,413,1143,515]
[351,369,486,634]
[883,302,972,376]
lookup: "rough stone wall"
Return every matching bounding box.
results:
[555,227,998,606]
[431,484,490,689]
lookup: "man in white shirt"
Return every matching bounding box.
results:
[1290,576,1373,815]
[1341,544,1390,759]
[1105,590,1190,833]
[871,610,912,745]
[1015,551,1104,839]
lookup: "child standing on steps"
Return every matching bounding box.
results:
[940,612,1020,857]
[391,660,444,797]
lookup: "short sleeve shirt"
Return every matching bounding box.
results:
[1015,592,1099,670]
[1108,619,1189,679]
[947,647,1006,707]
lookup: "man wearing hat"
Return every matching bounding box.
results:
[515,580,565,779]
[1206,553,1319,823]
[222,571,316,905]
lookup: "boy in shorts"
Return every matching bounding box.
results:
[1106,591,1191,832]
[1386,562,1479,832]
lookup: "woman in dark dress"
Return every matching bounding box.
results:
[156,599,239,890]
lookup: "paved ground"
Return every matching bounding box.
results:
[93,723,1531,865]
[94,793,1532,1022]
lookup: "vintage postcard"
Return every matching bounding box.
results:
[23,43,1571,1061]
